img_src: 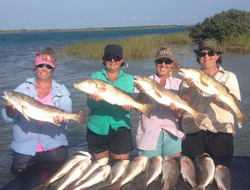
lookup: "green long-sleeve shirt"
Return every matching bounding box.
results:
[87,69,135,135]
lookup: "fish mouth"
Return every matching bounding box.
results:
[199,153,211,158]
[2,95,7,100]
[133,76,140,83]
[3,91,10,99]
[178,68,184,76]
[134,75,141,80]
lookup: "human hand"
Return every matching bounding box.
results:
[122,104,133,111]
[5,101,15,109]
[134,83,145,93]
[184,77,195,87]
[165,102,178,111]
[5,101,16,117]
[212,94,221,102]
[53,115,67,124]
[88,93,101,101]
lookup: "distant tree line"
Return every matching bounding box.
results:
[189,9,250,42]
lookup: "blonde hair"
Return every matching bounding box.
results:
[36,47,58,66]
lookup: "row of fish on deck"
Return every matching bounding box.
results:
[32,151,231,190]
[3,67,250,128]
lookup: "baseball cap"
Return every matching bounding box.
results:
[35,54,55,68]
[194,38,223,53]
[154,47,174,62]
[103,44,123,59]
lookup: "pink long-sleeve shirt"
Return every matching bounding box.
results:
[134,75,185,151]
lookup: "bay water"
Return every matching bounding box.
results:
[0,27,250,187]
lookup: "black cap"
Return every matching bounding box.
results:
[103,44,123,59]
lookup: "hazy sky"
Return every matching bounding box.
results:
[0,0,249,30]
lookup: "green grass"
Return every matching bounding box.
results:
[58,32,192,61]
[221,34,250,53]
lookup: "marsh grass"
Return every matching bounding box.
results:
[58,32,192,62]
[221,34,250,53]
[58,32,250,61]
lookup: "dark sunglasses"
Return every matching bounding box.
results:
[105,56,122,62]
[155,59,173,65]
[36,64,54,70]
[198,51,217,57]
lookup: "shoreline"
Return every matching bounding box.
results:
[0,25,192,34]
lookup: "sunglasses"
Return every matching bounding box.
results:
[36,64,54,70]
[105,56,122,62]
[155,59,173,65]
[198,51,217,57]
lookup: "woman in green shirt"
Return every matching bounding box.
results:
[86,44,134,160]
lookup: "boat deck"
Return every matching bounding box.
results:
[1,156,250,190]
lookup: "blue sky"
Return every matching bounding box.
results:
[0,0,249,30]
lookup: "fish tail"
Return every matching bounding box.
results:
[172,58,180,74]
[75,110,89,126]
[193,111,208,127]
[236,110,250,128]
[138,103,155,118]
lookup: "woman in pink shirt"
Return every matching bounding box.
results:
[3,47,71,174]
[134,47,184,158]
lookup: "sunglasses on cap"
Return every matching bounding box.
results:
[36,64,54,70]
[155,59,173,65]
[197,51,217,57]
[105,56,122,62]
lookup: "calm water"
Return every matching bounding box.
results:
[0,27,250,187]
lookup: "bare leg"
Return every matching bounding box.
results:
[94,150,110,160]
[110,152,130,160]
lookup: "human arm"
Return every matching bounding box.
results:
[4,101,16,118]
[53,84,72,124]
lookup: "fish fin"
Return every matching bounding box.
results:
[102,172,109,182]
[182,175,187,182]
[209,177,214,184]
[20,105,31,121]
[138,103,155,118]
[220,101,232,111]
[147,95,158,104]
[154,174,160,181]
[116,176,122,182]
[22,112,31,122]
[200,79,209,87]
[154,90,162,99]
[236,110,250,128]
[193,111,208,126]
[129,175,137,182]
[98,87,108,93]
[231,93,240,105]
[75,110,89,126]
[217,184,223,190]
